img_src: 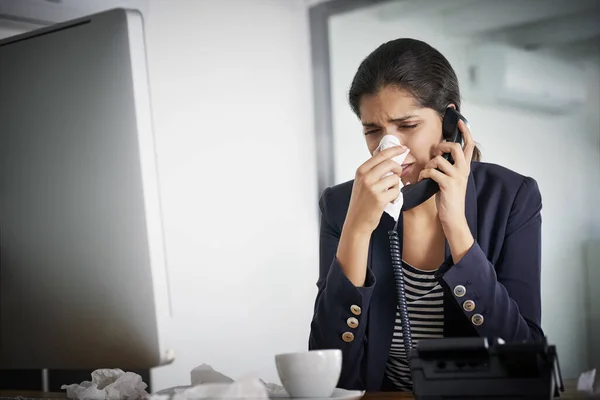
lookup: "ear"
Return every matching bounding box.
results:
[446,103,457,110]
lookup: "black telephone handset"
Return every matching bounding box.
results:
[400,108,467,212]
[388,108,469,373]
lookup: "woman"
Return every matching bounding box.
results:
[308,38,543,392]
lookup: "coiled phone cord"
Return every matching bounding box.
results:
[389,219,413,368]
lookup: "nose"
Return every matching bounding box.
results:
[382,129,404,144]
[383,130,412,150]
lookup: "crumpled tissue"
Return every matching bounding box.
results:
[149,364,364,400]
[577,368,599,395]
[372,134,410,221]
[61,369,149,400]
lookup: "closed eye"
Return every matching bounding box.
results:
[364,124,417,135]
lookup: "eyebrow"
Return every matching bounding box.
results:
[362,115,418,127]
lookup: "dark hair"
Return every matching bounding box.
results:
[348,38,481,161]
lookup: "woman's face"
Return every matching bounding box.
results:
[359,86,445,185]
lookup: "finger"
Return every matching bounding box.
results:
[435,142,467,172]
[418,168,450,187]
[458,119,475,166]
[367,159,404,183]
[360,145,408,173]
[382,185,401,204]
[373,172,401,192]
[424,155,456,177]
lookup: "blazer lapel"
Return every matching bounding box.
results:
[365,212,399,390]
[465,172,478,241]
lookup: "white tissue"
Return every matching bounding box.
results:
[61,369,149,400]
[577,368,598,393]
[372,134,410,221]
[171,379,268,400]
[191,364,234,385]
[150,364,364,400]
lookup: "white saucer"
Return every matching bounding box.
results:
[277,389,365,400]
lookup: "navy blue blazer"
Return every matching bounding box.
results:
[308,161,544,391]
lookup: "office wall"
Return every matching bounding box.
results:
[143,0,319,390]
[328,5,600,378]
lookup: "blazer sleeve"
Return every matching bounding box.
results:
[435,176,544,342]
[308,187,376,390]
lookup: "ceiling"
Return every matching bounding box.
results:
[0,0,148,25]
[375,0,600,60]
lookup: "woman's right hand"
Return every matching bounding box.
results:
[335,145,406,286]
[344,145,407,236]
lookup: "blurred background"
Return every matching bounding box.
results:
[0,0,598,392]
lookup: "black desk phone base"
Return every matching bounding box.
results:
[410,337,564,400]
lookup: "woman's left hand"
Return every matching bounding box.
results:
[418,119,475,232]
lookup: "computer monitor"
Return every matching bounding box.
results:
[0,8,174,369]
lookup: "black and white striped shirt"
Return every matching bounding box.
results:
[385,260,444,391]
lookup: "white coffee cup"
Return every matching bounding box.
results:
[275,349,342,398]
